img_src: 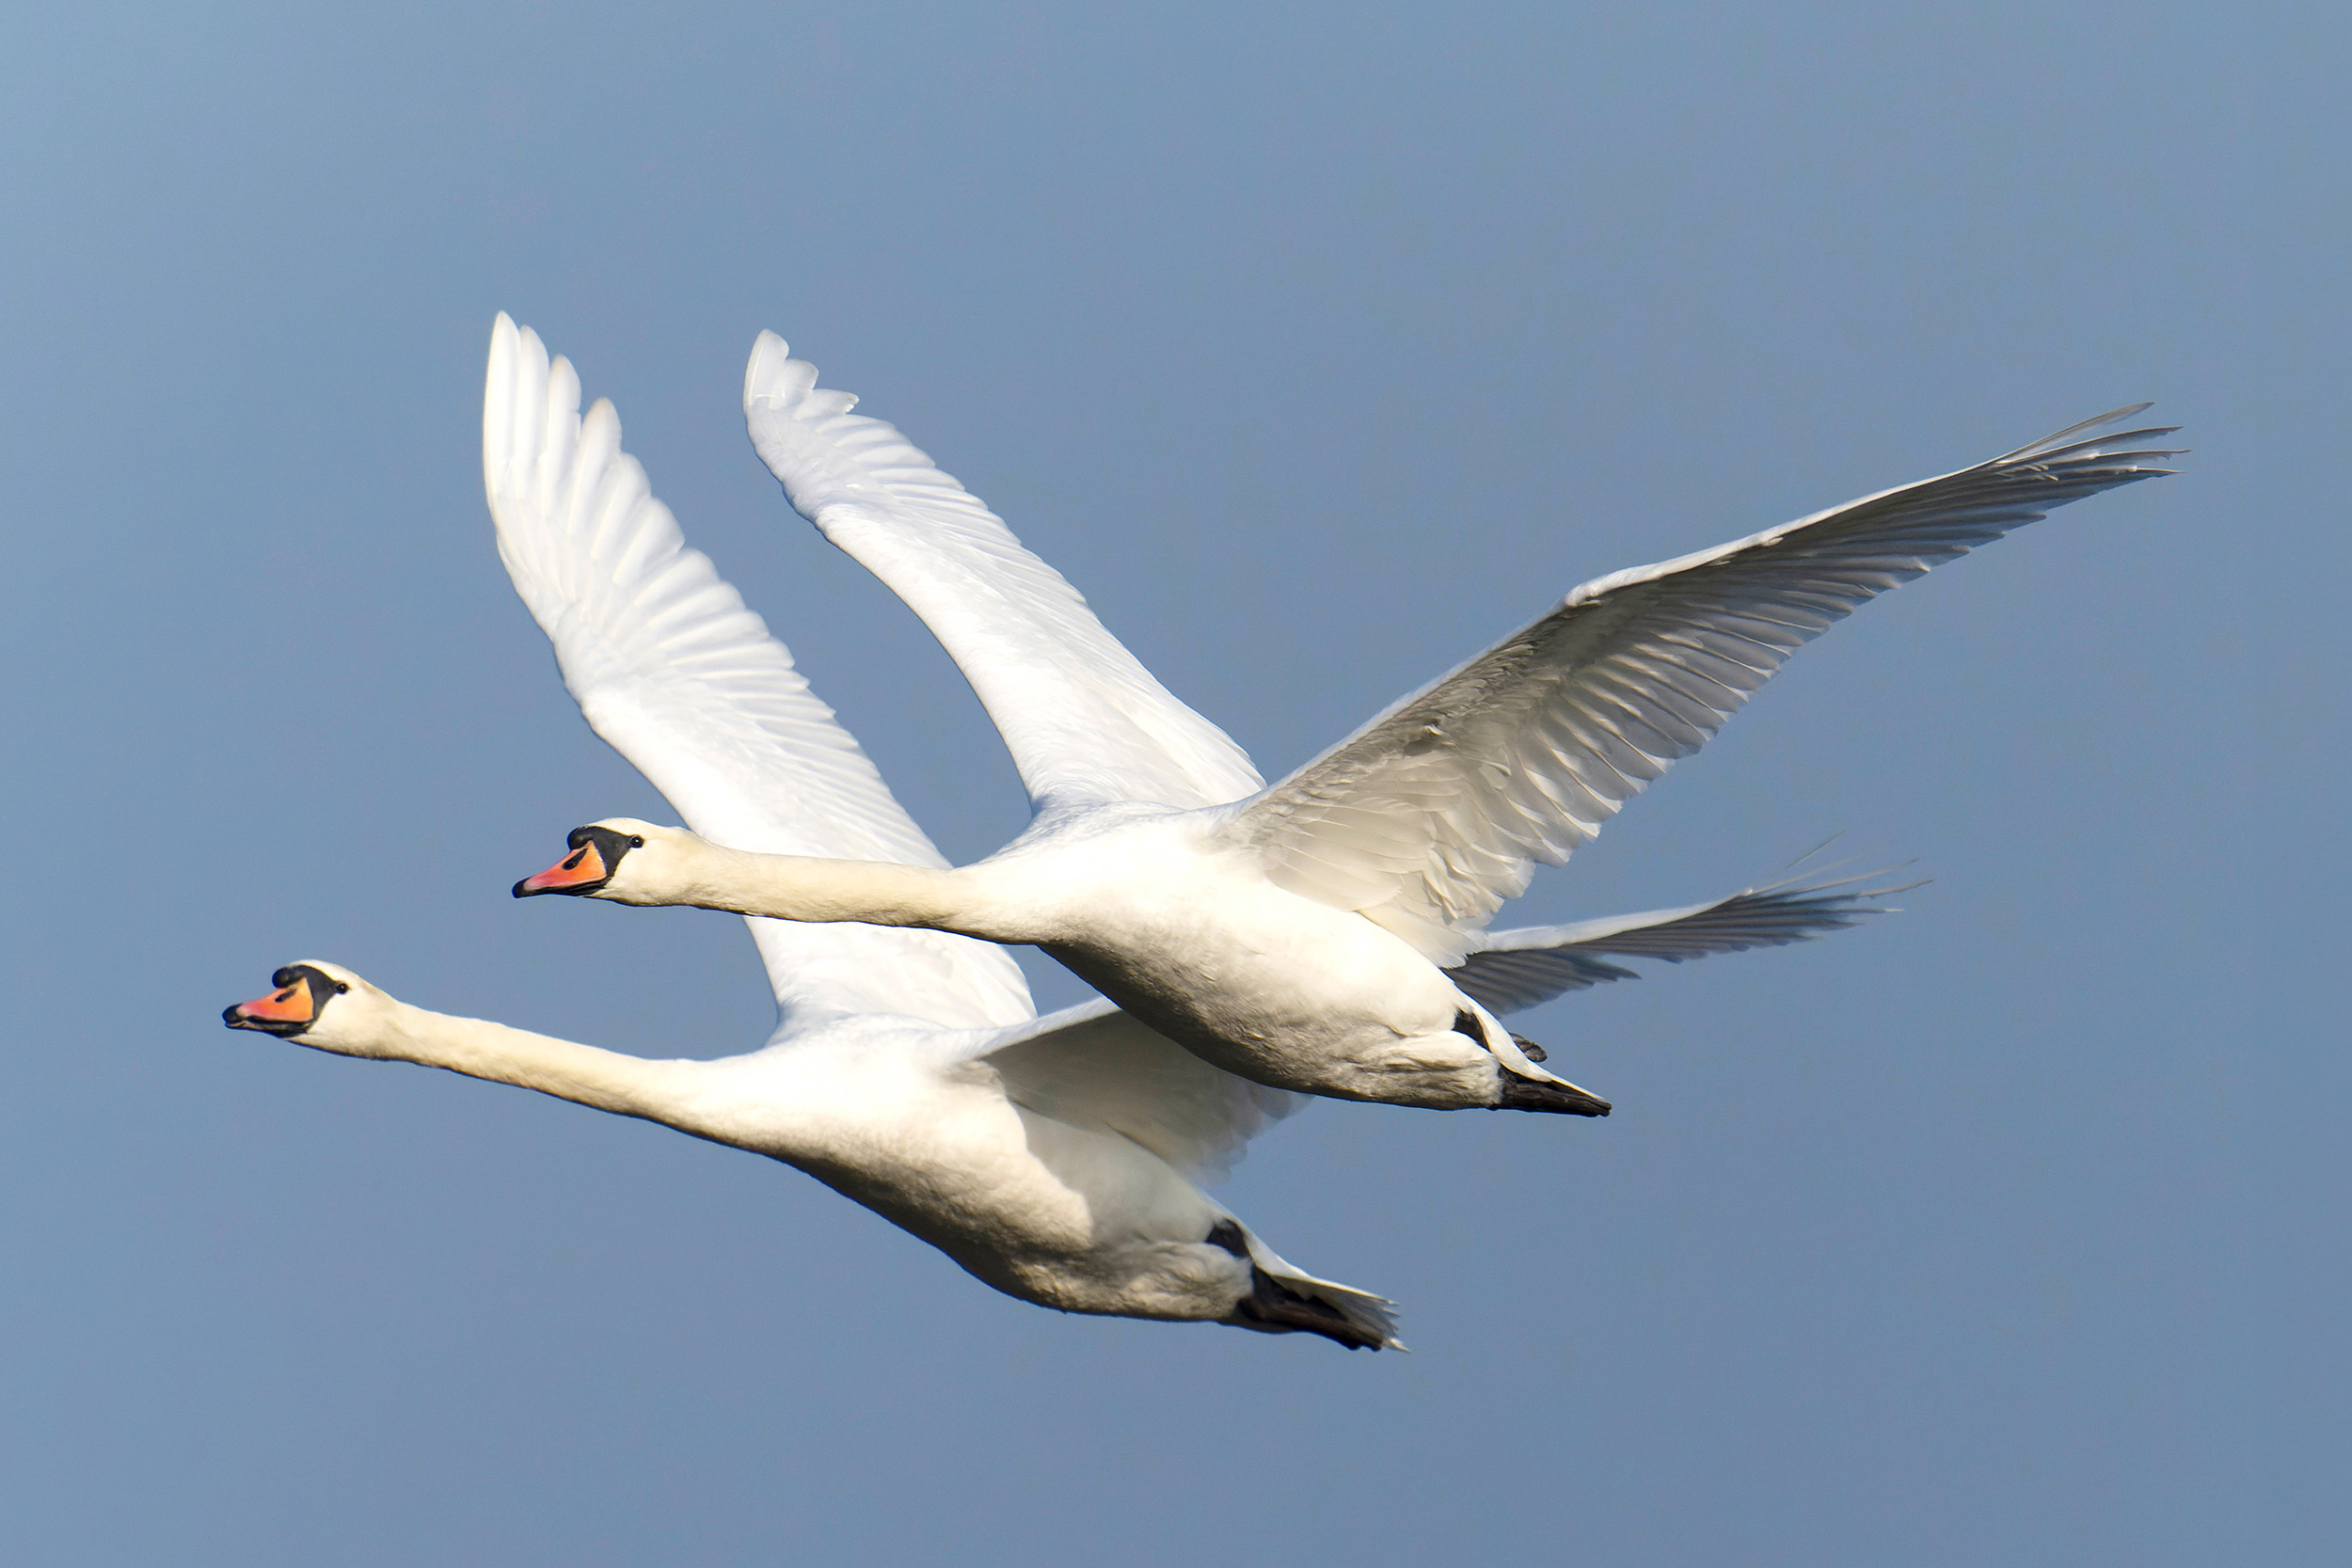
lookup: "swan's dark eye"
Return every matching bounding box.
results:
[334,982,350,993]
[629,835,644,847]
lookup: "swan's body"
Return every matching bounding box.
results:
[989,808,1502,1106]
[224,316,1406,1349]
[527,331,2173,1112]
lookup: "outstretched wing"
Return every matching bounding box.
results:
[484,314,1034,1034]
[1224,410,2180,962]
[741,333,1263,818]
[1447,874,1904,1014]
[974,1000,1308,1184]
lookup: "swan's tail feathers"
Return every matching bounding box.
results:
[1229,1227,1406,1352]
[1451,868,1919,1015]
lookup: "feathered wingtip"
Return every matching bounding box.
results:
[743,329,821,410]
[1746,840,1931,910]
[1988,402,2185,472]
[1452,856,1923,1014]
[1576,865,1923,965]
[483,311,544,504]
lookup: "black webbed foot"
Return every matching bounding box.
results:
[1495,1068,1612,1117]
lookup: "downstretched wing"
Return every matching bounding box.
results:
[741,333,1263,818]
[1223,410,2180,962]
[1447,874,1905,1014]
[484,314,1034,1034]
[973,1000,1308,1183]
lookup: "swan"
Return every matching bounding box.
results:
[223,957,1391,1345]
[522,336,2146,1114]
[224,317,1407,1349]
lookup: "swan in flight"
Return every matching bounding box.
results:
[523,336,2153,1114]
[225,316,1406,1349]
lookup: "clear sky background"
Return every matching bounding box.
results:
[3,4,2342,1563]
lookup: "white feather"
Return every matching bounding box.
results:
[1224,410,2180,960]
[742,333,1263,816]
[484,314,1316,1187]
[467,317,1390,1344]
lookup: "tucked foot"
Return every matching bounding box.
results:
[1510,1032,1549,1063]
[1495,1067,1613,1117]
[1232,1269,1389,1351]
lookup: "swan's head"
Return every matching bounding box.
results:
[512,818,695,905]
[221,959,392,1053]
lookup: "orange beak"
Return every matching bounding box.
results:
[514,840,608,896]
[225,979,315,1032]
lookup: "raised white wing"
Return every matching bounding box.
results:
[972,1000,1308,1183]
[741,333,1263,818]
[1447,874,1903,1014]
[484,314,1035,1034]
[1224,410,2181,961]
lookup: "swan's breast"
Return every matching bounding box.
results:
[994,825,1462,1043]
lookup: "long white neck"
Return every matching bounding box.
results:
[627,839,983,933]
[336,999,711,1129]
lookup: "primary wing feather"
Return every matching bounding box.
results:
[1447,875,1901,1013]
[1225,409,2180,962]
[484,314,1034,1034]
[741,333,1263,817]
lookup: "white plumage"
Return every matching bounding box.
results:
[742,331,1264,818]
[1223,409,2179,962]
[530,332,2045,1114]
[485,319,1033,1033]
[226,316,1400,1350]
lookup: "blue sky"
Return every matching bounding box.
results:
[3,4,2343,1563]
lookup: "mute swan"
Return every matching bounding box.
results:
[527,338,2136,1113]
[224,958,1391,1345]
[223,316,1403,1349]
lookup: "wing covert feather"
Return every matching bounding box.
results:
[1226,410,2179,959]
[741,334,1263,816]
[974,1001,1308,1183]
[484,314,1034,1033]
